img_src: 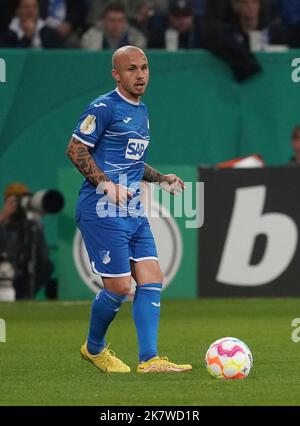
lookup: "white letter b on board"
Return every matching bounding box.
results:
[217,186,298,286]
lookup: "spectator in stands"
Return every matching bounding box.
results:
[38,0,86,48]
[130,1,155,37]
[86,0,173,26]
[200,1,263,82]
[201,0,290,82]
[0,0,62,48]
[228,0,287,50]
[289,125,300,166]
[86,0,127,26]
[130,1,168,41]
[148,0,204,49]
[81,2,146,50]
[205,0,274,23]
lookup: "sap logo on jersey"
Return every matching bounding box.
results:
[125,139,149,160]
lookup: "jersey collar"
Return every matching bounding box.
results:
[115,88,140,106]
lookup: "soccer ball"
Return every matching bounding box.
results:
[205,337,253,379]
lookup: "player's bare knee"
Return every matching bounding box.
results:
[104,276,131,296]
[117,282,131,296]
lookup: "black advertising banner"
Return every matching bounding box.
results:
[199,167,300,297]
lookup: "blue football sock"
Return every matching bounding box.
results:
[132,283,162,362]
[87,289,126,355]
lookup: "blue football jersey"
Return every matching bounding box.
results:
[72,88,150,219]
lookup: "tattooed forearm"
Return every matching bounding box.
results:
[143,163,164,183]
[66,137,109,186]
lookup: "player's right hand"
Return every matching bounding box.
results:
[103,181,133,207]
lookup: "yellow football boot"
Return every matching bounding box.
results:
[80,342,130,373]
[137,356,192,373]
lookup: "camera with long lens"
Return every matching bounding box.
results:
[18,189,64,215]
[0,189,64,300]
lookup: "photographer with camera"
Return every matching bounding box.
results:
[0,183,63,300]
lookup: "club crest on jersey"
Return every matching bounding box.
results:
[100,250,111,265]
[125,138,149,160]
[80,114,96,135]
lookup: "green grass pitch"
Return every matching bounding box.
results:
[0,298,300,406]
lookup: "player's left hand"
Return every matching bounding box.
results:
[159,174,185,195]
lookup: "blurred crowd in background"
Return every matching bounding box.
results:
[1,0,300,80]
[0,0,300,50]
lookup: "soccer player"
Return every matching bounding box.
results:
[67,45,192,373]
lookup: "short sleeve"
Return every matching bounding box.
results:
[72,101,112,148]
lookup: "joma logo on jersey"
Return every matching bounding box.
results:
[125,138,149,160]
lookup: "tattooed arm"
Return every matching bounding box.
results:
[66,137,109,186]
[143,163,185,194]
[66,137,132,206]
[142,163,164,184]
